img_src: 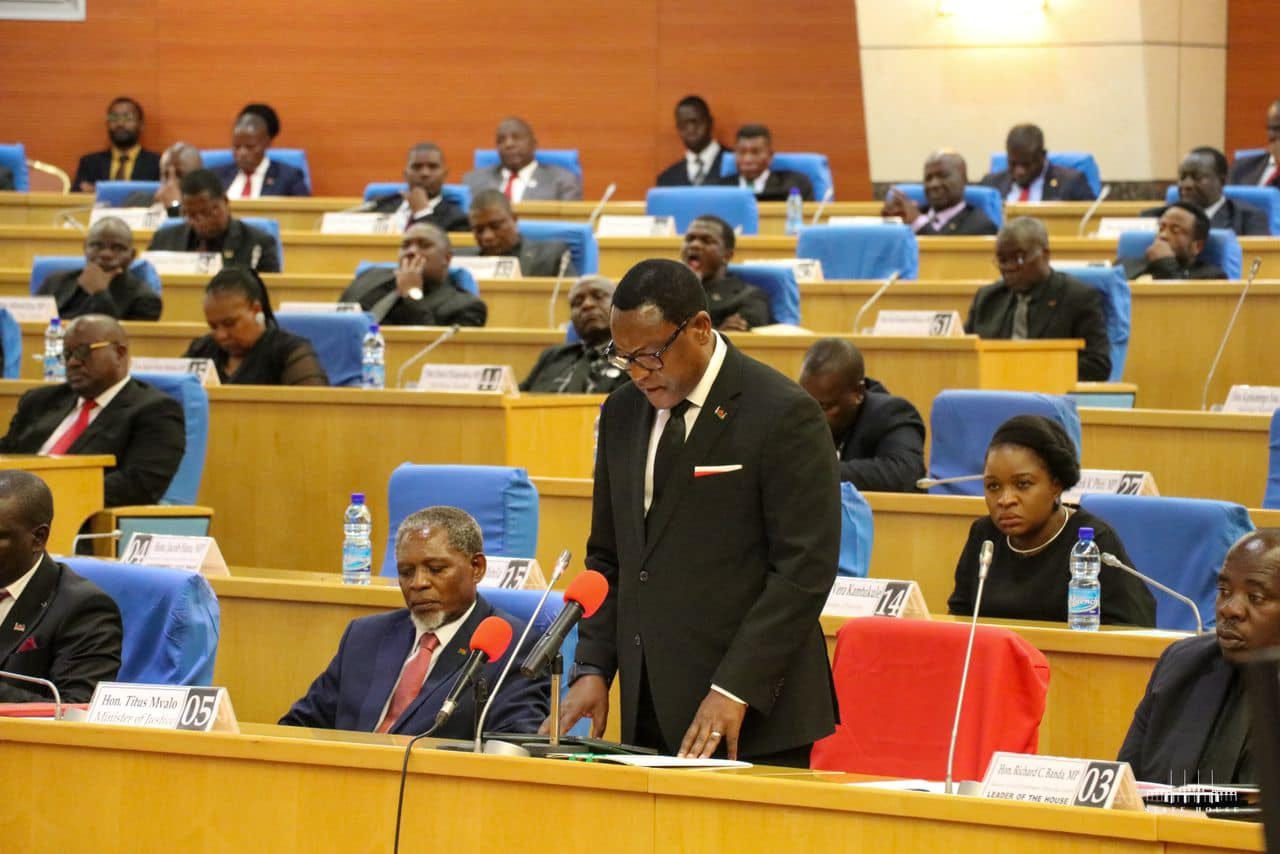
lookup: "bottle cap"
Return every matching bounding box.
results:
[368,324,380,333]
[350,492,365,504]
[50,317,60,327]
[1079,527,1094,540]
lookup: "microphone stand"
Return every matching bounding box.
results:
[547,250,573,329]
[851,271,900,333]
[1075,185,1112,236]
[810,186,834,226]
[916,474,984,490]
[1201,257,1262,411]
[586,183,617,230]
[396,324,461,389]
[548,653,563,748]
[1101,552,1204,634]
[0,671,63,720]
[945,540,992,795]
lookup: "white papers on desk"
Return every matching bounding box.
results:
[590,755,752,770]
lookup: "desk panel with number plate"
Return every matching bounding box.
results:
[0,454,111,554]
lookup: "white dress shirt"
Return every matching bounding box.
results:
[500,161,539,204]
[1204,195,1227,222]
[1258,154,1278,187]
[226,157,272,199]
[393,193,444,230]
[738,169,771,194]
[0,556,43,627]
[375,601,477,725]
[686,141,722,185]
[38,373,132,455]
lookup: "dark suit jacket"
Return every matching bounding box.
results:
[36,268,162,321]
[979,162,1096,202]
[368,193,470,232]
[279,595,550,738]
[0,378,185,506]
[212,160,310,197]
[1140,198,1268,236]
[703,274,772,329]
[965,270,1112,381]
[656,147,730,187]
[454,238,578,279]
[0,554,122,703]
[0,166,13,191]
[1118,634,1240,783]
[578,338,840,757]
[147,218,281,273]
[520,341,631,394]
[917,203,998,236]
[339,268,487,327]
[72,148,161,189]
[835,391,926,493]
[1119,256,1226,281]
[462,162,582,201]
[1227,151,1276,187]
[721,169,815,201]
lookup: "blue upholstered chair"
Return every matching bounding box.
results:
[473,149,582,178]
[1058,265,1131,381]
[645,187,760,235]
[64,557,220,685]
[0,308,20,379]
[726,263,801,325]
[795,224,919,280]
[927,391,1081,496]
[276,312,372,387]
[379,464,539,576]
[719,152,835,201]
[518,220,599,275]
[1116,228,1242,279]
[360,182,472,211]
[890,184,1004,229]
[29,255,162,295]
[201,148,312,192]
[0,143,30,191]
[94,180,162,208]
[838,483,873,578]
[132,372,209,505]
[1079,495,1255,631]
[352,260,479,296]
[1266,410,1280,510]
[1162,184,1280,235]
[988,152,1103,197]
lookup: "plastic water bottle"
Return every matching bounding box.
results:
[361,324,385,389]
[342,493,373,585]
[1068,526,1102,631]
[784,186,804,235]
[43,317,65,381]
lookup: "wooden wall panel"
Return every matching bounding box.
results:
[0,1,870,199]
[1225,0,1280,158]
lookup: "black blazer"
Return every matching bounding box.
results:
[1140,198,1268,236]
[835,391,926,493]
[965,269,1112,381]
[1227,151,1276,187]
[703,274,772,329]
[578,339,841,757]
[519,341,630,394]
[454,238,578,278]
[0,166,13,191]
[339,267,487,327]
[147,218,281,273]
[212,160,310,197]
[1119,256,1226,281]
[36,268,162,321]
[979,162,1096,202]
[72,148,161,190]
[720,169,815,201]
[0,378,185,506]
[655,147,730,187]
[0,555,122,703]
[917,203,998,236]
[368,193,470,232]
[184,326,328,386]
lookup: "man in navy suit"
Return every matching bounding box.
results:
[212,113,309,198]
[280,506,550,738]
[1227,100,1280,186]
[979,124,1096,202]
[72,96,161,193]
[655,96,729,187]
[1119,529,1280,784]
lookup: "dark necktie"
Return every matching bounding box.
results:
[1011,293,1031,339]
[691,158,706,186]
[650,400,692,515]
[113,153,129,180]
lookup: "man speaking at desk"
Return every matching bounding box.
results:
[552,259,840,767]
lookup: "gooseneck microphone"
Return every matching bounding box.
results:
[395,324,462,389]
[1101,552,1203,634]
[1075,184,1112,236]
[586,183,618,230]
[1201,257,1262,411]
[851,271,901,333]
[945,539,993,795]
[0,671,63,719]
[810,186,835,226]
[547,249,574,328]
[916,474,984,490]
[519,569,610,680]
[434,616,514,729]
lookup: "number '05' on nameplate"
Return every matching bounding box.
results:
[86,683,238,733]
[980,752,1142,810]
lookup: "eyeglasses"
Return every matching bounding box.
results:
[992,249,1042,272]
[604,318,689,372]
[65,341,113,362]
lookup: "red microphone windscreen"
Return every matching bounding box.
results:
[470,616,513,660]
[565,570,609,618]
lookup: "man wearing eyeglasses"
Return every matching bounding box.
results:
[72,97,161,193]
[550,258,841,767]
[965,216,1111,382]
[0,315,184,507]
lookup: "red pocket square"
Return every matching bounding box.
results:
[16,637,37,653]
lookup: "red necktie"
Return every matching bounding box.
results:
[502,171,516,200]
[49,399,96,455]
[240,172,254,198]
[376,632,440,733]
[1017,184,1030,202]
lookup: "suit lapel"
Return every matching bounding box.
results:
[1026,275,1061,340]
[358,613,415,731]
[394,599,493,732]
[1163,648,1235,775]
[68,380,134,453]
[0,555,58,665]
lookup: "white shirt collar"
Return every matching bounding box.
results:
[1204,195,1227,220]
[740,169,771,194]
[684,330,726,413]
[687,140,720,165]
[90,373,132,409]
[502,161,538,182]
[250,156,270,180]
[1,555,43,604]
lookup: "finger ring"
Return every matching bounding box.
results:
[710,731,722,738]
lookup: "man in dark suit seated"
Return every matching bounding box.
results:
[35,217,161,321]
[966,216,1111,381]
[0,470,122,703]
[1159,147,1269,236]
[679,215,772,332]
[720,124,814,201]
[339,223,486,327]
[463,190,577,278]
[655,95,729,188]
[521,275,629,394]
[72,96,161,193]
[122,143,203,218]
[280,506,550,737]
[797,338,925,493]
[979,123,1096,202]
[0,166,13,191]
[882,150,999,236]
[212,113,309,198]
[463,117,582,202]
[147,169,281,273]
[1227,99,1280,186]
[1119,529,1280,784]
[1119,202,1225,281]
[0,315,185,507]
[365,142,469,232]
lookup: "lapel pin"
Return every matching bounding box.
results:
[714,406,727,420]
[14,623,24,632]
[1048,299,1057,308]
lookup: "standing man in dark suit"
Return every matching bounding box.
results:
[882,151,999,236]
[798,338,925,493]
[35,217,161,321]
[1167,147,1269,236]
[1119,202,1226,281]
[966,217,1111,381]
[463,190,577,278]
[213,113,310,198]
[655,96,730,188]
[679,214,772,332]
[1119,529,1280,784]
[147,169,281,273]
[720,124,814,201]
[281,506,550,737]
[366,143,470,232]
[1227,99,1280,186]
[72,96,161,193]
[463,117,582,202]
[979,123,1096,202]
[339,223,486,327]
[0,470,122,703]
[0,315,184,507]
[553,259,840,766]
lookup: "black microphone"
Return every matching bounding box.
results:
[396,324,461,389]
[945,539,993,795]
[1101,552,1204,634]
[1201,256,1262,410]
[519,569,609,679]
[434,616,513,729]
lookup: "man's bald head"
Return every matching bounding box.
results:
[0,470,53,529]
[160,142,203,180]
[64,314,129,399]
[83,216,135,275]
[923,150,968,211]
[1217,528,1280,662]
[0,470,53,585]
[798,338,868,439]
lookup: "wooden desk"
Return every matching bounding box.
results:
[1004,201,1156,237]
[0,454,111,554]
